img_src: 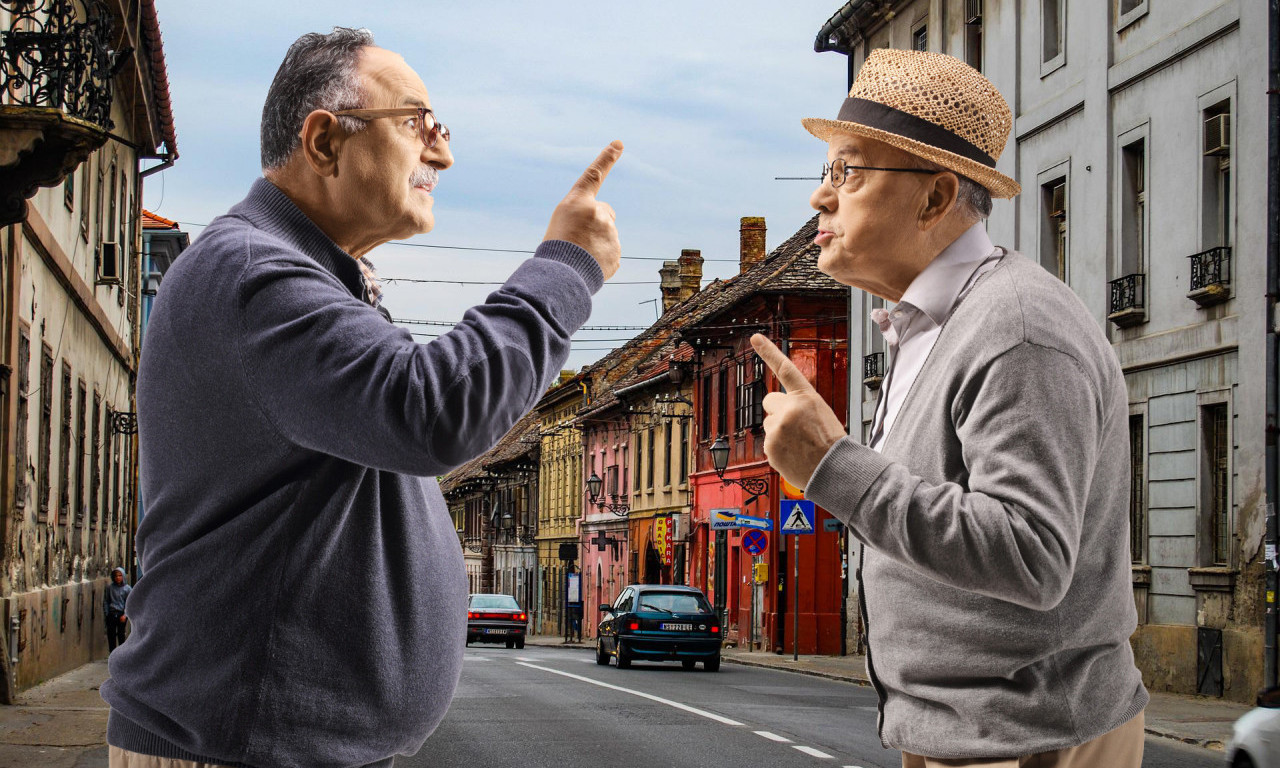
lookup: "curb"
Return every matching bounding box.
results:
[720,654,873,688]
[1141,727,1225,752]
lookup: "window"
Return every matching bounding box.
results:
[1040,178,1068,281]
[110,408,120,527]
[95,163,105,248]
[1042,0,1064,71]
[737,357,765,429]
[964,0,983,72]
[119,169,129,307]
[621,446,628,496]
[912,23,927,52]
[59,362,71,525]
[38,343,53,523]
[75,380,86,527]
[647,427,655,489]
[91,392,101,530]
[700,373,712,439]
[663,422,671,487]
[1117,0,1148,30]
[716,367,728,436]
[64,169,75,211]
[606,463,619,497]
[679,419,688,483]
[1201,403,1230,566]
[1120,139,1146,277]
[1129,414,1145,563]
[634,433,643,492]
[1202,101,1232,250]
[80,161,91,241]
[14,327,30,511]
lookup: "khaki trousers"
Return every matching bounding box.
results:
[901,711,1145,768]
[109,745,232,768]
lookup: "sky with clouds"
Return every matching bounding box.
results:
[145,1,851,372]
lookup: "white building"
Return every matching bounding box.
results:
[817,0,1271,702]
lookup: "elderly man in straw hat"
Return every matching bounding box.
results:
[750,50,1148,766]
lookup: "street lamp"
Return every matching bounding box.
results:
[709,436,769,505]
[586,471,630,517]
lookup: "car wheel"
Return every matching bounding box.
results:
[596,640,610,666]
[703,655,720,672]
[616,641,632,669]
[505,639,515,649]
[515,638,525,650]
[681,659,697,671]
[1233,754,1256,768]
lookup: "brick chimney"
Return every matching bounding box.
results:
[659,260,682,313]
[740,216,766,273]
[659,249,704,313]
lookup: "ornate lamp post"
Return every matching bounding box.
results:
[710,436,769,505]
[586,471,629,517]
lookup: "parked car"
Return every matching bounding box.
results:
[466,593,527,649]
[596,584,721,671]
[1227,686,1280,767]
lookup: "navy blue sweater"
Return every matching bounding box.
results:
[102,179,601,767]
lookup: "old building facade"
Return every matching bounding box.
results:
[817,0,1269,701]
[0,0,176,695]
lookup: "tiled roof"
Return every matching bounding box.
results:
[141,209,178,229]
[140,0,177,156]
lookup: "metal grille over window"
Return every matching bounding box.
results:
[1129,415,1144,564]
[1107,273,1146,328]
[863,352,885,391]
[1188,247,1232,306]
[1208,404,1230,566]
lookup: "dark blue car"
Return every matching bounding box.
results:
[596,584,721,671]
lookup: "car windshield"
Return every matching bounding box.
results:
[637,592,710,614]
[471,595,520,610]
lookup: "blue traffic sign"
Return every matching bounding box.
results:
[779,500,816,535]
[735,514,772,531]
[741,529,768,555]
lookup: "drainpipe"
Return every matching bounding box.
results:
[1265,0,1279,691]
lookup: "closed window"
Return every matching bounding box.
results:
[1200,403,1231,566]
[1129,414,1145,564]
[1040,178,1068,281]
[1120,139,1146,277]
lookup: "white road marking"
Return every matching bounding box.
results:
[793,746,833,759]
[754,731,792,743]
[514,661,744,726]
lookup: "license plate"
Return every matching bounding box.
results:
[484,628,509,634]
[661,623,693,631]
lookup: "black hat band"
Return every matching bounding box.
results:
[836,97,996,168]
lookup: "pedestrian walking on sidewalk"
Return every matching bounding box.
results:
[101,27,623,768]
[103,567,130,653]
[751,49,1148,768]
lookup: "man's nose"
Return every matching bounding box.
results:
[810,180,835,213]
[424,139,453,170]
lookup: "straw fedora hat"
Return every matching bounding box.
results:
[802,48,1021,199]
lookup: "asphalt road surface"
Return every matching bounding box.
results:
[408,647,1225,768]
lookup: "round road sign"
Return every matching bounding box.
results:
[741,529,768,555]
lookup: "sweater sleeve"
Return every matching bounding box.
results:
[236,238,599,476]
[805,342,1101,611]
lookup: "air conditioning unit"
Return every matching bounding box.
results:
[96,241,121,285]
[966,0,983,24]
[1049,183,1067,219]
[1204,113,1230,156]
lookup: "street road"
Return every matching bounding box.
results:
[410,647,1223,768]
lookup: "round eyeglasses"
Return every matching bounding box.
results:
[331,107,450,149]
[822,159,938,189]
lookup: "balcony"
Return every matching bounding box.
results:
[1108,273,1146,328]
[0,0,117,226]
[1188,246,1232,307]
[862,352,884,390]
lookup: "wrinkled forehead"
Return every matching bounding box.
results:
[826,132,904,165]
[357,46,432,108]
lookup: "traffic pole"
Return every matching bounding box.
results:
[793,534,799,662]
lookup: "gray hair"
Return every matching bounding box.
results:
[260,27,374,171]
[906,154,993,221]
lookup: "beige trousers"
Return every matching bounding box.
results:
[109,745,232,768]
[901,711,1145,768]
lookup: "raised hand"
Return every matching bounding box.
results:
[543,141,624,280]
[750,333,848,491]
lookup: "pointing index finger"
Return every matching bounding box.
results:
[570,140,624,198]
[750,334,813,394]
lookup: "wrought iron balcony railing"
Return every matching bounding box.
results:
[1188,246,1232,307]
[863,352,885,390]
[1108,273,1146,328]
[1,0,116,128]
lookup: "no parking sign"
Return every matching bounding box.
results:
[741,529,768,555]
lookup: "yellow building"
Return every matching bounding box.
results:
[536,371,585,637]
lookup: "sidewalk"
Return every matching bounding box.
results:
[524,634,1251,752]
[0,640,1251,765]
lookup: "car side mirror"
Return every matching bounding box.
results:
[598,603,612,613]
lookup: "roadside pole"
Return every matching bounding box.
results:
[792,534,799,661]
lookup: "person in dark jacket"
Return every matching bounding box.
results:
[103,567,130,652]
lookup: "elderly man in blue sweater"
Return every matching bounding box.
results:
[102,27,622,768]
[752,50,1147,766]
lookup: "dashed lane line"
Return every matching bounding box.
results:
[755,731,793,743]
[514,661,744,726]
[793,746,834,759]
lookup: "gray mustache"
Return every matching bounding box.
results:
[410,166,439,188]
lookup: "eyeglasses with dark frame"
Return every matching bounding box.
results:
[822,159,939,189]
[331,107,450,149]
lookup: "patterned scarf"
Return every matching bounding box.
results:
[357,256,382,308]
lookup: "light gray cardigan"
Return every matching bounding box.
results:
[806,250,1147,758]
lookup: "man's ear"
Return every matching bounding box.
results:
[918,171,960,232]
[297,109,345,178]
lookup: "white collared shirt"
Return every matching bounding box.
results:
[869,223,1001,452]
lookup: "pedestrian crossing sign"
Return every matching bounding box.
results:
[780,500,815,535]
